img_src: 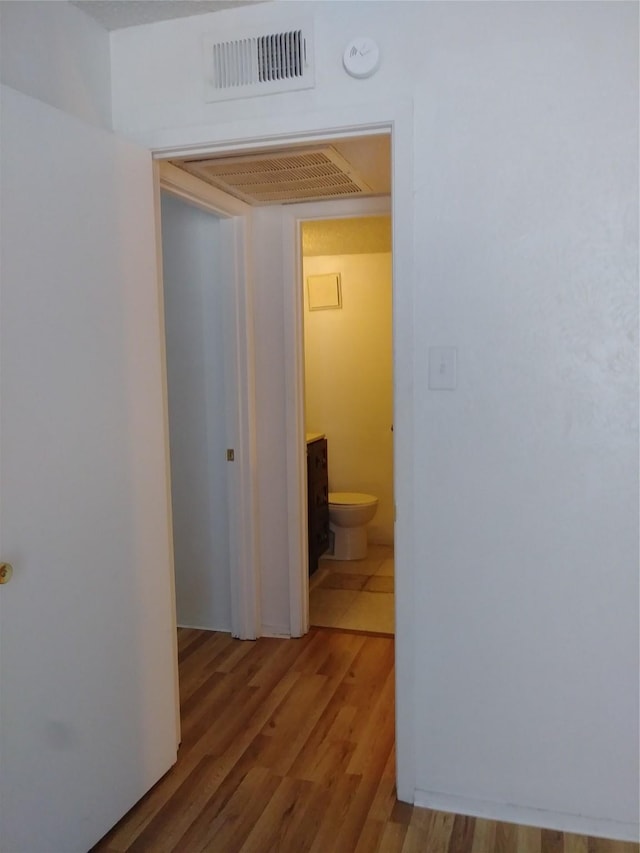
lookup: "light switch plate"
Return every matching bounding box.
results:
[429,346,457,390]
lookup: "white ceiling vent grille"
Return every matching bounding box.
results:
[171,148,373,206]
[204,20,314,102]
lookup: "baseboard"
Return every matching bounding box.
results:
[176,620,231,633]
[413,789,639,843]
[261,624,291,638]
[178,621,293,640]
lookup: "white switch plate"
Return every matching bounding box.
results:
[429,346,457,389]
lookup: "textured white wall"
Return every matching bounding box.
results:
[110,0,639,836]
[410,3,638,831]
[0,1,112,129]
[161,194,232,632]
[303,253,394,545]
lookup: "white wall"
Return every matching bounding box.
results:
[0,1,111,129]
[161,193,232,632]
[409,3,638,833]
[303,253,394,545]
[23,0,636,838]
[111,0,639,837]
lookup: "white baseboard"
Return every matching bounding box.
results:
[176,621,231,633]
[413,789,639,843]
[261,624,291,638]
[178,620,294,638]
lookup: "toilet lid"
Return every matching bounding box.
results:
[329,492,378,506]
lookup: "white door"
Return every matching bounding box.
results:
[160,194,233,631]
[0,85,178,852]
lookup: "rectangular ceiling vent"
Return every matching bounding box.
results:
[204,19,314,102]
[171,147,373,206]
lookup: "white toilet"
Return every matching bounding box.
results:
[328,492,378,560]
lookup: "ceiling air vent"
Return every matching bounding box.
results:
[171,147,373,206]
[204,20,314,102]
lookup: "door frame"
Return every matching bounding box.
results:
[150,98,416,802]
[158,162,261,641]
[280,195,393,638]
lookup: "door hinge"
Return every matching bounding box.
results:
[226,449,235,462]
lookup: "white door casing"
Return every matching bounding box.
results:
[0,85,179,851]
[280,195,393,639]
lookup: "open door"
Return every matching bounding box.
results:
[0,86,178,851]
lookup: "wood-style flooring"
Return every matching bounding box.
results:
[93,628,638,853]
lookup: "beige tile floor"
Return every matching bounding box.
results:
[309,544,394,635]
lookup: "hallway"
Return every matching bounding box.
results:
[93,628,637,853]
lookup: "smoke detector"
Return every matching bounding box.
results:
[171,147,373,205]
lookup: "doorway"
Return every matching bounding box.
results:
[155,108,416,802]
[301,215,395,636]
[158,146,396,637]
[160,137,394,642]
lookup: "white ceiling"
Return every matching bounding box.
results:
[71,1,264,31]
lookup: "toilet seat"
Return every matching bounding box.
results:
[329,492,377,507]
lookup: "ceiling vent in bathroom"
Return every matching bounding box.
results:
[203,17,314,102]
[171,147,373,205]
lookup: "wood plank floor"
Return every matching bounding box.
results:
[93,628,638,853]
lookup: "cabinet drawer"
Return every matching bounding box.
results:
[307,437,329,575]
[310,481,328,510]
[307,440,327,473]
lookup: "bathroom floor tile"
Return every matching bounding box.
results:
[320,573,370,591]
[309,588,359,628]
[320,560,370,575]
[340,592,394,635]
[375,558,395,578]
[321,556,383,576]
[311,549,395,635]
[363,575,394,593]
[368,544,394,560]
[309,566,330,591]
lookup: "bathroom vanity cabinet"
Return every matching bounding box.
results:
[307,436,329,575]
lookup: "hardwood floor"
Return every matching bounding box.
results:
[93,628,638,853]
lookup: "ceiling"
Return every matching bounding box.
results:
[171,136,391,205]
[71,1,264,31]
[71,0,391,203]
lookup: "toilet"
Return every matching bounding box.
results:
[328,492,378,560]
